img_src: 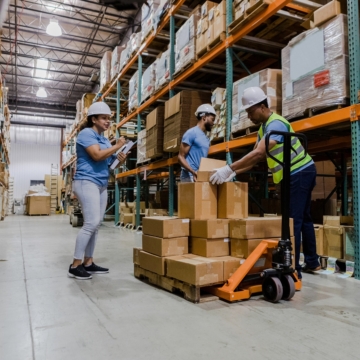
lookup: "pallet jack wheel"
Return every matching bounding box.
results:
[263,277,283,303]
[70,214,73,224]
[281,275,295,300]
[72,216,78,227]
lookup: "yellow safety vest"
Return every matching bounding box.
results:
[258,113,312,184]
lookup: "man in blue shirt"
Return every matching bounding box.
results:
[178,104,216,182]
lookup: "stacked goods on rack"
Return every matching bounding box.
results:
[130,32,142,56]
[100,51,112,91]
[119,43,130,72]
[137,129,149,164]
[175,12,200,74]
[128,71,139,112]
[103,123,117,141]
[163,90,209,152]
[210,87,226,142]
[320,216,354,261]
[7,177,14,215]
[111,46,125,80]
[195,2,214,57]
[146,106,165,159]
[120,202,146,226]
[0,162,9,188]
[155,49,170,91]
[208,0,226,46]
[141,0,163,42]
[141,60,158,102]
[119,123,137,139]
[282,14,348,120]
[74,100,82,125]
[81,93,96,119]
[232,69,282,134]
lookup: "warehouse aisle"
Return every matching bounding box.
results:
[1,215,359,360]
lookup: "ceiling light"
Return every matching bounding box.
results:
[36,87,47,98]
[46,19,62,37]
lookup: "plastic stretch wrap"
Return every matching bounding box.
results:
[128,71,139,112]
[111,46,124,80]
[119,44,130,72]
[175,14,199,74]
[282,14,349,120]
[137,129,148,164]
[231,69,282,133]
[153,0,170,31]
[142,60,157,102]
[141,1,163,42]
[75,100,81,124]
[155,49,170,91]
[100,51,112,90]
[130,32,142,55]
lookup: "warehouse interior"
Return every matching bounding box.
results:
[1,0,360,358]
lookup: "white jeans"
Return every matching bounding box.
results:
[72,180,107,260]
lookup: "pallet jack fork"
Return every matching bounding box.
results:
[206,131,307,303]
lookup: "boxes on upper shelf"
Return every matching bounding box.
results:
[100,51,112,90]
[232,69,282,134]
[142,60,157,103]
[111,46,125,80]
[163,90,210,152]
[137,129,148,165]
[146,106,165,159]
[282,15,348,120]
[178,182,217,220]
[128,71,139,112]
[155,49,170,91]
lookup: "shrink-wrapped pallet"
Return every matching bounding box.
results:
[142,60,157,102]
[119,43,130,72]
[155,49,170,91]
[137,129,149,164]
[282,14,349,120]
[146,106,165,159]
[141,0,164,42]
[175,14,199,74]
[128,71,139,112]
[111,46,125,80]
[100,51,112,90]
[163,90,210,152]
[130,32,142,56]
[231,69,282,134]
[153,0,171,31]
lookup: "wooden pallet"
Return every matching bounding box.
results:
[207,32,226,51]
[196,46,208,60]
[232,125,260,139]
[99,81,112,94]
[173,59,196,78]
[134,264,220,303]
[154,80,170,94]
[210,136,225,145]
[229,0,273,35]
[287,103,348,122]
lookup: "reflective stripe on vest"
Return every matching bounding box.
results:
[258,113,312,184]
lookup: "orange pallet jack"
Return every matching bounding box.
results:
[206,131,307,303]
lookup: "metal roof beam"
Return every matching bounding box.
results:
[11,121,66,128]
[4,73,93,86]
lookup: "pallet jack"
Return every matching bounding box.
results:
[206,131,307,303]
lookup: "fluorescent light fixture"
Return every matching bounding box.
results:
[36,87,47,98]
[34,58,49,80]
[46,19,62,37]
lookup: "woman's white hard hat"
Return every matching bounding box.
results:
[87,102,112,117]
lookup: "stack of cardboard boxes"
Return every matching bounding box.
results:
[120,202,147,226]
[155,49,170,91]
[140,0,165,43]
[163,90,210,152]
[146,106,165,160]
[128,70,139,112]
[110,46,125,80]
[210,87,226,142]
[232,69,282,134]
[137,129,149,164]
[100,51,112,91]
[141,60,157,103]
[233,0,264,21]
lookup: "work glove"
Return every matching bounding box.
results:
[210,165,236,185]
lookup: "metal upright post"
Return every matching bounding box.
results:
[136,55,143,228]
[342,153,348,216]
[225,0,233,165]
[348,0,360,279]
[168,15,176,217]
[115,80,121,226]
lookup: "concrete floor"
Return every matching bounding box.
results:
[1,215,360,360]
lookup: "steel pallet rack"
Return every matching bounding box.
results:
[61,0,360,278]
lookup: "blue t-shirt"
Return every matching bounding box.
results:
[181,126,210,174]
[258,119,313,174]
[74,128,116,187]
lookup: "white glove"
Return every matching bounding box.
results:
[210,165,236,185]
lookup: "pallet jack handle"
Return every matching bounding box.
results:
[265,131,308,244]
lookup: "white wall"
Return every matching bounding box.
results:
[9,125,62,199]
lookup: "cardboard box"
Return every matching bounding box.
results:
[229,217,294,239]
[120,213,133,225]
[201,1,217,17]
[190,219,229,239]
[142,216,190,238]
[166,254,223,285]
[145,209,168,216]
[215,256,244,280]
[139,251,166,275]
[218,182,248,219]
[146,106,165,159]
[100,51,112,90]
[211,0,226,42]
[323,216,353,227]
[196,158,226,182]
[133,247,141,265]
[231,237,295,267]
[178,182,217,220]
[190,237,230,257]
[26,196,51,215]
[313,0,341,28]
[142,235,188,257]
[314,225,324,256]
[324,226,343,259]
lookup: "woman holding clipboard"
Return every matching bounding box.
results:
[68,102,129,280]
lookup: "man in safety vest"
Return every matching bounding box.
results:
[210,87,320,278]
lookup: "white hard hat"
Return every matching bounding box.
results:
[240,87,267,111]
[195,104,216,117]
[87,102,112,117]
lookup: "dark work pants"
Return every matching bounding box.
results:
[289,163,319,277]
